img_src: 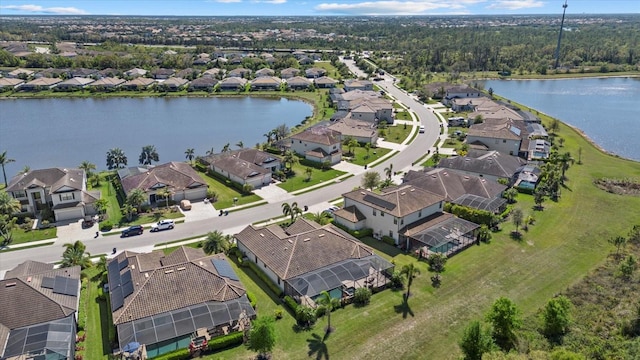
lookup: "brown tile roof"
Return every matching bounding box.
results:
[438,150,526,179]
[343,186,444,218]
[328,118,378,139]
[286,76,311,87]
[401,168,506,202]
[210,156,270,180]
[0,263,80,330]
[235,219,374,280]
[120,162,207,194]
[109,247,246,325]
[290,127,341,146]
[6,168,84,194]
[401,212,454,237]
[334,205,367,222]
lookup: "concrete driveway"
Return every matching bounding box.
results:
[181,201,218,222]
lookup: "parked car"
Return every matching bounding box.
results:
[121,225,144,237]
[180,199,192,211]
[151,219,175,232]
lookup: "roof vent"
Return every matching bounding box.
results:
[410,188,415,192]
[164,270,174,274]
[177,267,186,271]
[284,247,288,251]
[260,233,264,237]
[199,261,203,266]
[26,276,32,282]
[318,234,325,237]
[5,282,16,288]
[287,239,293,244]
[464,176,469,180]
[144,273,149,278]
[131,264,136,270]
[303,238,311,242]
[360,192,366,195]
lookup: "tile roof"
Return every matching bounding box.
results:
[401,168,506,202]
[109,247,246,325]
[210,156,270,180]
[438,150,526,179]
[235,219,374,280]
[343,185,444,218]
[89,77,126,87]
[119,162,207,194]
[6,168,85,194]
[286,76,311,87]
[334,205,367,222]
[290,126,341,146]
[57,77,95,86]
[328,118,378,139]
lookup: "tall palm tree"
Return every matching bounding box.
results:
[202,230,231,255]
[139,145,160,165]
[60,240,92,269]
[235,141,244,149]
[281,202,302,223]
[121,203,136,222]
[309,211,331,225]
[185,148,195,164]
[0,191,21,215]
[106,148,128,170]
[401,262,421,298]
[126,188,146,212]
[282,150,298,173]
[156,187,173,208]
[79,161,96,177]
[221,143,231,153]
[345,137,358,156]
[206,147,216,156]
[384,163,394,180]
[364,143,371,159]
[317,290,340,334]
[0,151,16,187]
[21,165,30,175]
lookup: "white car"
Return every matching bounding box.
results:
[151,219,175,232]
[419,125,425,133]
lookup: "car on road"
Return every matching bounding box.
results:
[419,125,425,133]
[121,225,143,237]
[151,219,175,232]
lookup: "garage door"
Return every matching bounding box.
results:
[55,207,84,222]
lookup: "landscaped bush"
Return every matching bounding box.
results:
[332,222,373,239]
[208,331,243,351]
[315,305,327,318]
[246,261,284,297]
[99,221,113,231]
[149,348,190,360]
[381,235,396,246]
[247,291,257,308]
[389,271,404,289]
[353,287,372,306]
[274,309,284,320]
[295,305,317,327]
[283,295,299,313]
[444,203,494,226]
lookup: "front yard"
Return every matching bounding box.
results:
[195,169,262,209]
[9,226,57,245]
[379,123,413,144]
[277,163,346,192]
[346,146,393,166]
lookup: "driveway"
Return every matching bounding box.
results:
[253,183,295,203]
[181,201,218,222]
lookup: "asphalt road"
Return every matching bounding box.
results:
[0,60,442,272]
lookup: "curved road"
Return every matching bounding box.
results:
[0,61,442,272]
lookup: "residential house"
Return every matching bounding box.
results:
[218,77,247,91]
[107,247,255,358]
[250,76,282,91]
[152,68,176,80]
[227,67,252,78]
[279,67,300,79]
[291,50,307,59]
[188,77,218,92]
[255,68,275,77]
[328,118,379,144]
[20,77,62,91]
[124,68,148,78]
[87,77,125,91]
[347,97,394,124]
[297,56,314,65]
[314,76,337,88]
[54,77,95,91]
[6,168,101,222]
[527,139,552,161]
[158,77,189,91]
[121,77,155,91]
[193,57,210,66]
[35,67,68,79]
[285,76,311,90]
[288,126,342,165]
[69,68,98,78]
[98,68,119,78]
[511,164,542,191]
[437,150,527,183]
[304,67,327,79]
[333,89,380,110]
[443,85,482,106]
[466,121,523,156]
[7,68,34,79]
[202,155,271,190]
[202,68,223,79]
[0,262,81,360]
[402,168,507,213]
[235,219,394,303]
[118,162,208,205]
[201,148,282,173]
[0,77,24,90]
[176,68,198,80]
[344,79,373,92]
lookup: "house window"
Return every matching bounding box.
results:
[59,193,75,201]
[299,140,302,144]
[373,209,377,216]
[503,140,507,143]
[418,210,422,218]
[278,278,281,285]
[394,218,397,225]
[12,190,26,198]
[389,230,393,238]
[381,212,384,217]
[401,219,404,225]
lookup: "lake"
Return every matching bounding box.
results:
[0,96,312,177]
[482,77,640,162]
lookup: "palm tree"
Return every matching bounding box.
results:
[264,131,274,146]
[94,198,109,217]
[309,211,331,225]
[139,145,160,165]
[558,152,574,181]
[21,165,30,175]
[235,141,244,149]
[185,148,195,164]
[206,147,216,156]
[346,137,358,156]
[202,230,231,255]
[282,150,298,173]
[96,255,108,275]
[79,160,96,178]
[0,151,16,187]
[364,143,371,159]
[317,290,340,334]
[221,143,231,153]
[156,187,173,208]
[384,163,394,181]
[511,208,523,235]
[401,262,421,298]
[106,148,127,170]
[60,240,92,269]
[126,188,146,212]
[0,191,21,215]
[281,202,302,223]
[121,203,136,222]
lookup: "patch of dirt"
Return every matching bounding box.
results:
[594,178,640,196]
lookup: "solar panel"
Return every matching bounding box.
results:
[53,276,76,296]
[41,277,55,289]
[121,270,132,285]
[363,194,396,210]
[110,286,124,311]
[118,258,129,271]
[122,281,134,298]
[108,260,120,284]
[211,258,239,281]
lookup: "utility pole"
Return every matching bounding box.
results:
[554,0,569,69]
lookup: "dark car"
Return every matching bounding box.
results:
[121,225,144,237]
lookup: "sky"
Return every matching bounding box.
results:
[0,0,638,16]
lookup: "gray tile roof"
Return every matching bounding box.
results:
[6,168,84,194]
[438,151,526,179]
[120,162,207,194]
[235,219,374,280]
[401,168,506,202]
[343,186,444,218]
[290,126,341,146]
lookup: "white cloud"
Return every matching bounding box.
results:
[0,4,87,14]
[487,0,545,10]
[315,1,486,15]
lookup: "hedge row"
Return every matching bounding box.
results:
[149,348,190,360]
[443,203,494,226]
[283,295,299,313]
[381,235,396,246]
[332,222,373,239]
[247,291,257,308]
[208,331,243,351]
[246,261,284,297]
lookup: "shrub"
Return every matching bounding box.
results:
[149,348,190,360]
[353,287,372,306]
[208,331,243,351]
[283,295,299,313]
[315,305,327,318]
[295,305,317,327]
[99,221,113,231]
[381,235,396,246]
[246,261,283,297]
[247,291,257,308]
[389,271,404,289]
[274,309,284,320]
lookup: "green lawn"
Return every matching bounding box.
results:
[81,267,114,360]
[122,209,184,226]
[380,123,412,144]
[441,127,466,149]
[277,164,346,192]
[211,104,640,359]
[10,227,57,245]
[93,174,123,225]
[394,110,413,121]
[346,146,393,166]
[195,170,262,209]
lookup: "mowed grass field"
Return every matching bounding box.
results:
[206,114,640,359]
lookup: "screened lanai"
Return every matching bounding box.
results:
[407,216,479,256]
[452,194,507,214]
[2,315,75,360]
